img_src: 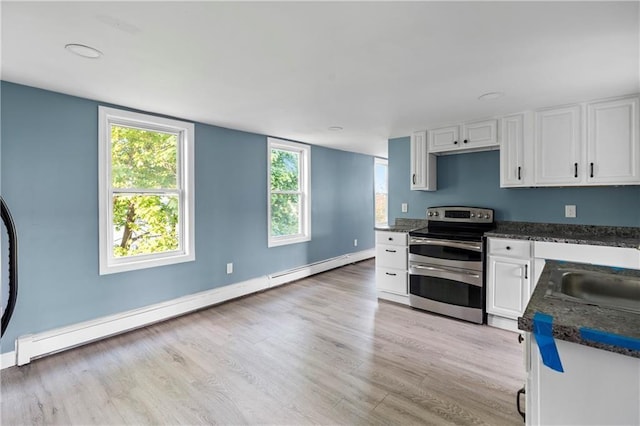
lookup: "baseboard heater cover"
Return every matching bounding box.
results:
[8,249,374,368]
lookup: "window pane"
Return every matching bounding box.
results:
[270,148,299,191]
[270,193,301,237]
[111,125,178,189]
[112,194,179,257]
[375,161,388,225]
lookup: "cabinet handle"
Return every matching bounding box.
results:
[385,249,397,253]
[463,139,468,144]
[412,173,416,184]
[518,334,524,344]
[505,246,511,250]
[574,162,578,178]
[517,166,521,181]
[525,264,528,279]
[385,272,397,276]
[590,162,594,178]
[454,140,458,145]
[517,387,526,421]
[388,237,393,241]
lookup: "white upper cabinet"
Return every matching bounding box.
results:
[534,105,582,185]
[501,113,534,187]
[463,119,499,148]
[531,94,640,187]
[428,125,459,152]
[410,131,437,191]
[587,96,639,184]
[428,119,499,154]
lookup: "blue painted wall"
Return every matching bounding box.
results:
[0,81,375,351]
[389,136,640,226]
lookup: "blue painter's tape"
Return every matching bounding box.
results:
[580,327,640,352]
[533,312,564,373]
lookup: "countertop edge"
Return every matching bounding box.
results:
[518,260,640,359]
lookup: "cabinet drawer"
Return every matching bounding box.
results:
[376,267,407,295]
[376,244,407,269]
[489,238,531,258]
[375,231,407,246]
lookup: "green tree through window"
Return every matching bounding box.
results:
[99,106,194,274]
[111,125,180,257]
[268,138,310,247]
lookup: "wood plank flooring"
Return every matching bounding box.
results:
[1,259,525,425]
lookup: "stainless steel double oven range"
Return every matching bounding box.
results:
[408,206,495,324]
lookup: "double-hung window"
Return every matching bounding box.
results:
[98,106,195,274]
[268,137,311,247]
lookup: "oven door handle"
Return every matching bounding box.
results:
[409,238,482,252]
[410,263,481,280]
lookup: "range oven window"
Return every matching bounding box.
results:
[410,244,481,262]
[410,275,482,309]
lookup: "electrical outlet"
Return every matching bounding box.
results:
[565,205,577,218]
[401,203,408,213]
[354,239,358,247]
[226,262,233,274]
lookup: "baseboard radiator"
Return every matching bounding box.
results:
[1,249,374,369]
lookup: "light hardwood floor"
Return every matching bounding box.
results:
[1,259,525,425]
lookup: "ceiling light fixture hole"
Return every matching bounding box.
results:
[65,43,102,59]
[478,91,504,101]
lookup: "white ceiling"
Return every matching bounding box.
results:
[2,1,639,158]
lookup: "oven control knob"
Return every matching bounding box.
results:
[434,211,439,216]
[470,213,475,218]
[484,214,490,219]
[428,212,433,217]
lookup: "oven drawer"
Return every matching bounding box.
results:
[375,231,407,247]
[376,244,407,269]
[376,267,407,295]
[489,238,531,258]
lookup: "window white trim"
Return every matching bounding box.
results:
[267,137,311,247]
[98,106,195,274]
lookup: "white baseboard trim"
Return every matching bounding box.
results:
[487,314,519,332]
[7,249,374,369]
[377,291,410,306]
[1,350,16,370]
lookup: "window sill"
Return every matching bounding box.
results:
[100,252,195,275]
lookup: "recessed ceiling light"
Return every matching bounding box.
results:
[65,43,102,59]
[478,91,504,101]
[328,126,343,131]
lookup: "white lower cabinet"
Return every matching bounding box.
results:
[375,231,409,304]
[526,335,640,426]
[486,238,532,331]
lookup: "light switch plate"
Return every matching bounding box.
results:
[401,203,408,213]
[565,205,577,218]
[226,263,233,274]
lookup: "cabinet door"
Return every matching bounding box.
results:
[375,244,407,269]
[376,267,407,295]
[487,256,530,319]
[587,96,640,184]
[410,131,436,191]
[428,125,460,152]
[462,119,499,149]
[534,105,582,185]
[500,114,525,187]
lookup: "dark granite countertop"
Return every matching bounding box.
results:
[375,218,428,233]
[485,221,640,249]
[518,260,640,358]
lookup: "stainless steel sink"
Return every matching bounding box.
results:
[546,269,640,314]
